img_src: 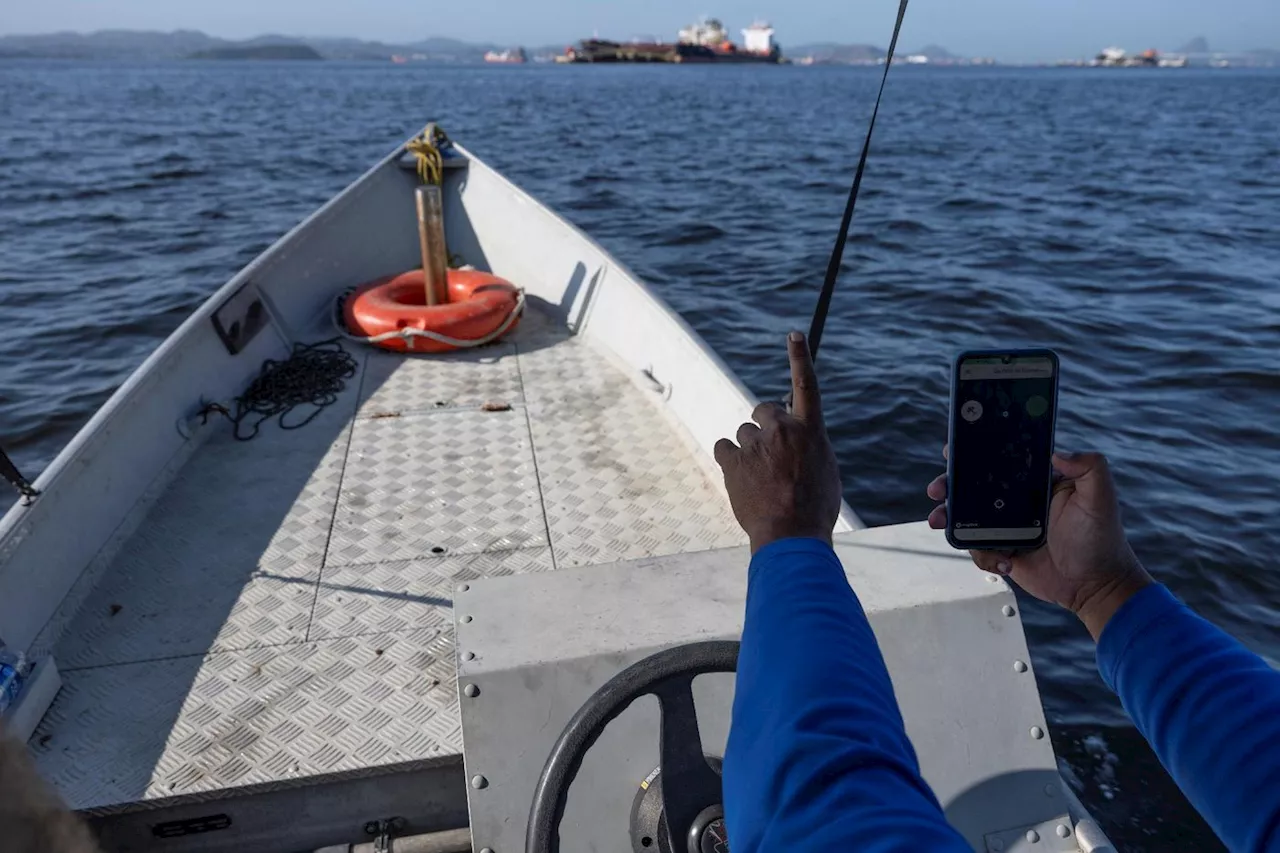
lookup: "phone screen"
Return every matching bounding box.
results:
[948,351,1058,547]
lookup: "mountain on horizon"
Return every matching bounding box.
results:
[0,29,516,61]
[0,29,220,59]
[789,42,885,63]
[914,44,958,60]
[190,43,323,61]
[1178,36,1210,54]
[788,42,967,63]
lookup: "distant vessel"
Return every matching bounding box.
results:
[564,17,783,64]
[1089,46,1186,68]
[484,47,527,64]
[677,18,781,63]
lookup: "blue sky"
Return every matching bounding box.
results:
[3,0,1278,62]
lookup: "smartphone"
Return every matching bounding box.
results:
[946,349,1059,551]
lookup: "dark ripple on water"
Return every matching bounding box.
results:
[3,61,1280,848]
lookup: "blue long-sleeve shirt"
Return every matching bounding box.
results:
[1098,583,1280,852]
[724,538,1280,853]
[723,538,968,851]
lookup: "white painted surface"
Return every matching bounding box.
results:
[742,23,775,54]
[457,521,1078,852]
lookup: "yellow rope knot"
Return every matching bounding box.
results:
[406,123,450,186]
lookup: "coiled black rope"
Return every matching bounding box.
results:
[203,339,358,441]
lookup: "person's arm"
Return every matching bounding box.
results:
[723,538,968,852]
[927,450,1280,852]
[1098,584,1280,852]
[714,333,966,852]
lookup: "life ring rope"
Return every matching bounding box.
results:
[334,287,526,351]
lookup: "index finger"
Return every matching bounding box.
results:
[787,331,823,424]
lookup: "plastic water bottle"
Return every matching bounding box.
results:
[0,641,30,715]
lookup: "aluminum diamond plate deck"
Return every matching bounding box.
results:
[32,628,457,811]
[33,305,743,812]
[529,394,743,567]
[327,408,547,565]
[358,343,523,417]
[55,423,351,671]
[309,548,554,641]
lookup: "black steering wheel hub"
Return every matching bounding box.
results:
[688,805,730,853]
[526,641,739,853]
[630,759,728,852]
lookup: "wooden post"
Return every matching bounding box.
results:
[415,185,449,305]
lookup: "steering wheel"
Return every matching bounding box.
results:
[526,640,739,853]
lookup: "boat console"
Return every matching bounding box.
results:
[456,523,1112,852]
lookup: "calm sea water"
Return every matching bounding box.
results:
[3,60,1279,848]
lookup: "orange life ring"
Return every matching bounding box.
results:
[344,268,522,353]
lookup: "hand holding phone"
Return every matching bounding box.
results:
[931,351,1153,639]
[944,350,1058,550]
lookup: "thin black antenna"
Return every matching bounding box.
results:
[807,0,909,361]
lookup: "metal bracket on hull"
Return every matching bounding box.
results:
[212,282,271,355]
[0,446,39,505]
[363,817,406,853]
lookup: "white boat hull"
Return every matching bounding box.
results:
[0,135,855,824]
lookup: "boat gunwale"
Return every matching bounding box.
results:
[0,140,407,535]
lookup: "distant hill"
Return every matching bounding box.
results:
[0,29,219,59]
[1178,36,1210,54]
[788,42,971,64]
[189,44,322,60]
[405,37,501,59]
[914,44,958,60]
[305,37,425,61]
[790,42,886,63]
[0,29,503,62]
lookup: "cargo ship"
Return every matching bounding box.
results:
[1089,47,1188,67]
[562,18,783,64]
[484,47,528,64]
